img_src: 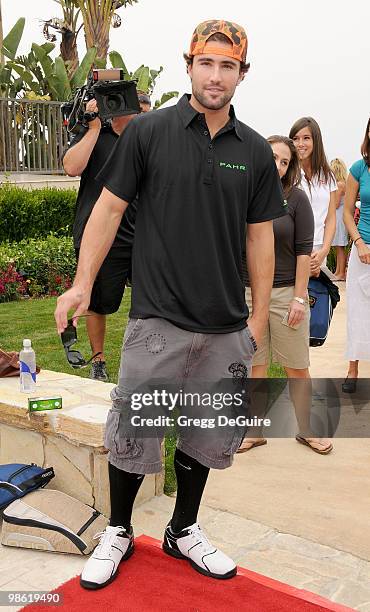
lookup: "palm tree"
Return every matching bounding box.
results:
[77,0,137,67]
[42,1,82,79]
[43,1,137,73]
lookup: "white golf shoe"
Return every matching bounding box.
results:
[80,525,134,590]
[163,522,237,579]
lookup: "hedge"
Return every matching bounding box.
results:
[0,185,77,243]
[0,235,76,301]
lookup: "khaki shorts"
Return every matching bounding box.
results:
[245,286,310,369]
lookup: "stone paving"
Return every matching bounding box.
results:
[1,494,369,610]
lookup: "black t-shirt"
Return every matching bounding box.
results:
[244,185,314,288]
[66,125,137,248]
[97,94,286,333]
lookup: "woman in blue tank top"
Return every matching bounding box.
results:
[342,118,370,392]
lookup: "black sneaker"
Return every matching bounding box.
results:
[163,522,237,579]
[90,360,109,382]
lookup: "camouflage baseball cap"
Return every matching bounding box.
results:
[189,20,248,63]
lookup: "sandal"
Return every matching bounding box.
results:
[236,438,267,454]
[295,435,333,455]
[342,377,357,393]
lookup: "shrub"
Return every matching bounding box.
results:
[0,234,76,298]
[0,185,77,242]
[0,263,27,303]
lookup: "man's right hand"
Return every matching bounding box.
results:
[247,315,266,349]
[54,285,92,334]
[85,99,101,131]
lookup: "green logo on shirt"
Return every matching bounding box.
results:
[219,161,246,172]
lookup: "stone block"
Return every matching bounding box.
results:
[44,438,94,506]
[155,471,165,496]
[55,403,110,447]
[0,370,160,514]
[92,453,110,517]
[50,436,93,481]
[0,424,44,465]
[135,474,156,507]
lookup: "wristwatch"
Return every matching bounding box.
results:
[293,296,305,305]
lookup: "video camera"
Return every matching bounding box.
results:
[61,68,141,135]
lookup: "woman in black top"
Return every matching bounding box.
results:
[241,136,333,454]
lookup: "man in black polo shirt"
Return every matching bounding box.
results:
[56,20,285,589]
[63,95,150,381]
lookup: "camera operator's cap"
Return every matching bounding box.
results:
[137,92,151,106]
[189,20,248,63]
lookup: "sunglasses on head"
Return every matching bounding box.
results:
[61,317,101,369]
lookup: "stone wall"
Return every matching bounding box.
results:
[0,173,80,190]
[0,370,164,516]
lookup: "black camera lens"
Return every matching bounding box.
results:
[106,94,126,112]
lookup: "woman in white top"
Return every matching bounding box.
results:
[330,158,348,281]
[289,117,337,276]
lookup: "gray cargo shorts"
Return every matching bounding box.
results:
[104,317,257,473]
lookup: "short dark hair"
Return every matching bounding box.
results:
[267,135,301,198]
[361,117,370,167]
[183,32,250,74]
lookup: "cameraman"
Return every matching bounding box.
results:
[63,95,151,381]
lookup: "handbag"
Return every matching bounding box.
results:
[308,271,340,347]
[0,463,55,510]
[0,349,20,377]
[0,348,40,378]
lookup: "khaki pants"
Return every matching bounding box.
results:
[245,286,310,369]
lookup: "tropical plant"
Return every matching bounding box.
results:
[77,0,138,67]
[1,12,177,106]
[42,1,138,70]
[0,18,25,97]
[8,44,97,101]
[42,0,82,79]
[109,51,178,108]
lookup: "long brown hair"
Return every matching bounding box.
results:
[267,135,300,198]
[361,117,370,167]
[289,117,334,185]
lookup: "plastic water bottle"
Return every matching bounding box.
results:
[19,339,36,393]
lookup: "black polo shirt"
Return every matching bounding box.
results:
[97,94,285,333]
[66,125,137,249]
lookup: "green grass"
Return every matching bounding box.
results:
[0,292,131,380]
[163,432,177,496]
[0,296,286,495]
[268,361,286,378]
[0,293,185,492]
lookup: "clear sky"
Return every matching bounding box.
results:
[2,0,370,166]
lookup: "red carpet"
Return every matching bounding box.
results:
[23,535,354,612]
